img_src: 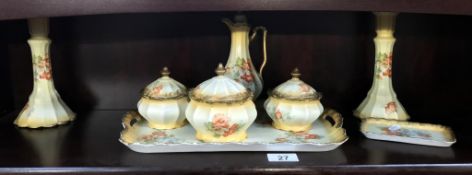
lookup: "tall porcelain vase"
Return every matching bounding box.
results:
[14,18,75,128]
[223,15,267,99]
[354,12,410,120]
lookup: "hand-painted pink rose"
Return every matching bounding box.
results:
[38,59,51,69]
[275,109,282,119]
[383,68,392,77]
[223,124,239,137]
[385,53,393,66]
[385,102,397,114]
[212,113,229,129]
[39,71,52,80]
[240,73,253,82]
[304,134,318,139]
[150,85,163,96]
[152,131,166,137]
[299,83,311,93]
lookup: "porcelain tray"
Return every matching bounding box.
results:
[120,110,348,153]
[361,118,456,147]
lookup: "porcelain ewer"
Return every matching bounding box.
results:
[185,63,257,142]
[137,67,188,129]
[15,18,75,128]
[354,12,410,120]
[223,14,267,99]
[264,68,324,132]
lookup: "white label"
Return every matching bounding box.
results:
[267,153,299,162]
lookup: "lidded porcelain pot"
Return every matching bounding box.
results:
[186,63,257,142]
[137,67,188,129]
[264,68,324,132]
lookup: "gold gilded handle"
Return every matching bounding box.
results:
[250,26,268,78]
[122,111,141,129]
[321,108,343,128]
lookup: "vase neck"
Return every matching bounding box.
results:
[228,27,251,61]
[372,37,395,83]
[375,12,396,38]
[28,39,54,82]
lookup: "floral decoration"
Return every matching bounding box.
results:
[146,85,163,98]
[299,83,311,93]
[274,131,323,143]
[33,55,52,81]
[385,101,397,114]
[275,109,283,120]
[375,52,393,79]
[205,113,243,137]
[140,130,180,144]
[225,57,256,92]
[268,106,292,121]
[380,125,432,139]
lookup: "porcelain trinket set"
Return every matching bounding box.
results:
[134,64,329,144]
[15,14,455,153]
[131,14,331,145]
[120,111,347,153]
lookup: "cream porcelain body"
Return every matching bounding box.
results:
[185,64,257,142]
[264,98,323,132]
[15,18,75,128]
[137,67,188,129]
[138,97,188,129]
[354,12,409,120]
[222,15,268,99]
[264,68,323,132]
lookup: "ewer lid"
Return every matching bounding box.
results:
[142,67,187,100]
[190,63,252,104]
[270,68,321,101]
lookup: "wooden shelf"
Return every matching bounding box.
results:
[0,110,470,174]
[0,0,472,20]
[1,10,472,174]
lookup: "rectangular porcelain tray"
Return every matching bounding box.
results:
[120,110,348,153]
[361,118,456,147]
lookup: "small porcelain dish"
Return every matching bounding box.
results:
[185,63,257,142]
[264,68,324,132]
[137,67,188,129]
[361,118,456,147]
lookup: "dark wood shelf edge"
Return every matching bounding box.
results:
[0,110,472,174]
[1,165,472,175]
[1,0,472,21]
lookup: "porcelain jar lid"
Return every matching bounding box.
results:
[270,68,321,101]
[190,63,252,104]
[142,67,187,100]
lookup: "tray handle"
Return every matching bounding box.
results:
[122,111,142,129]
[321,108,343,128]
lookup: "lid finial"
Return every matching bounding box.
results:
[215,63,226,75]
[234,14,247,23]
[161,67,170,76]
[291,68,301,79]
